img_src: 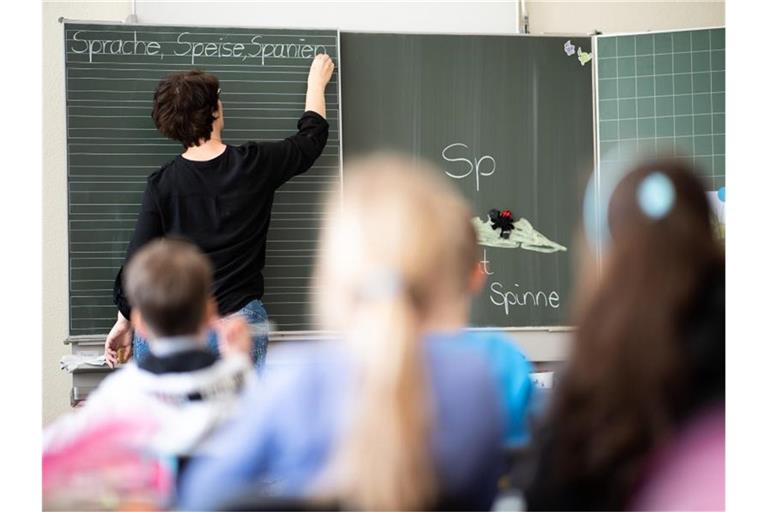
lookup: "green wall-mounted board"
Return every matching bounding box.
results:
[64,22,340,335]
[596,28,725,191]
[341,32,595,327]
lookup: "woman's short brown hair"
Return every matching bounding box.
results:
[152,70,220,148]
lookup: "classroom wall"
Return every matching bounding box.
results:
[43,1,132,425]
[41,0,725,425]
[526,0,725,34]
[134,1,520,33]
[135,1,725,36]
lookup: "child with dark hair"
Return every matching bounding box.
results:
[46,239,254,458]
[524,160,725,511]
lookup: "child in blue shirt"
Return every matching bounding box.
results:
[431,331,534,446]
[179,155,533,510]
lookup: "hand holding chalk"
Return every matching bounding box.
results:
[306,54,334,119]
[308,53,335,90]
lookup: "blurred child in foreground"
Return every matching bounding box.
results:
[524,160,725,510]
[178,154,534,510]
[43,239,253,508]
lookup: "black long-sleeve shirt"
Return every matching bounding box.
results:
[113,110,329,319]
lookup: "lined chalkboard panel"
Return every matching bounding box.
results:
[65,22,340,335]
[596,28,725,190]
[341,33,595,327]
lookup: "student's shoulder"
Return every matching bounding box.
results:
[426,338,504,432]
[71,364,147,412]
[455,331,531,368]
[235,342,351,426]
[201,354,255,391]
[270,342,349,388]
[261,341,350,391]
[186,351,252,378]
[430,331,528,362]
[426,337,497,388]
[132,353,254,401]
[43,366,156,452]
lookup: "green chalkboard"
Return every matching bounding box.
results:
[596,28,725,191]
[341,33,595,327]
[64,22,340,335]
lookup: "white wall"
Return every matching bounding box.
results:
[526,0,724,34]
[136,0,724,36]
[43,1,131,425]
[135,1,520,34]
[42,0,725,425]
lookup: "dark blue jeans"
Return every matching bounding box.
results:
[132,299,269,370]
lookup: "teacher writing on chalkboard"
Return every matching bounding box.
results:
[104,53,335,369]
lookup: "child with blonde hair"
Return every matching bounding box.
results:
[179,154,534,510]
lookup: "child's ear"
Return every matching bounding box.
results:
[468,262,487,295]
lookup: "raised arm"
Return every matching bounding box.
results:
[305,53,335,119]
[261,53,335,188]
